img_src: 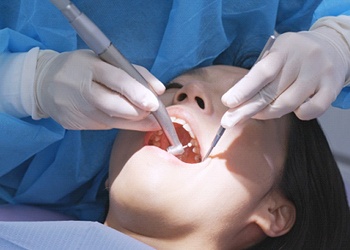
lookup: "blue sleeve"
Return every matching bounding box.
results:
[312,0,350,22]
[275,0,323,33]
[0,221,154,250]
[0,28,43,53]
[0,1,116,222]
[0,1,77,53]
[332,87,350,109]
[0,113,118,222]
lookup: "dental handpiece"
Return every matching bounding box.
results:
[50,0,184,155]
[203,35,276,161]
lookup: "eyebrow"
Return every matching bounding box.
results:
[166,67,208,89]
[166,82,183,90]
[166,67,210,90]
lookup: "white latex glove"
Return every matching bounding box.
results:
[221,15,350,128]
[34,49,165,130]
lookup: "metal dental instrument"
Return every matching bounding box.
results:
[50,0,184,155]
[203,35,276,160]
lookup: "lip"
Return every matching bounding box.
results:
[142,144,210,168]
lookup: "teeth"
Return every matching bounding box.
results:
[171,117,186,125]
[192,147,200,154]
[190,139,198,146]
[182,124,195,138]
[171,117,195,139]
[194,155,201,162]
[168,116,202,163]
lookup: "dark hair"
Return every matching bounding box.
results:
[250,114,350,249]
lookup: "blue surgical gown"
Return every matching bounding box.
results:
[0,0,349,248]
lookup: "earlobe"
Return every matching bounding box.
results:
[253,192,296,237]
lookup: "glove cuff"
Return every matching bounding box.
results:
[0,47,39,118]
[33,49,60,119]
[310,15,350,85]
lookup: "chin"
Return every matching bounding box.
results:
[109,145,205,220]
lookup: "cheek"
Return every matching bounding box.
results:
[218,125,281,190]
[109,131,145,181]
[195,163,262,208]
[183,164,266,231]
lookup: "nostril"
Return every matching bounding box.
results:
[195,96,205,109]
[176,92,205,110]
[177,93,187,102]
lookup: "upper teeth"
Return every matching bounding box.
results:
[171,117,195,138]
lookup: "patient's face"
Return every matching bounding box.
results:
[106,65,289,246]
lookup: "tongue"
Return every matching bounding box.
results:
[144,124,201,163]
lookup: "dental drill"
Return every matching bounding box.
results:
[203,35,276,160]
[50,0,184,155]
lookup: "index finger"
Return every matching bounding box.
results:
[93,61,160,111]
[222,52,283,108]
[221,92,270,128]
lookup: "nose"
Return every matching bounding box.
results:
[173,83,212,113]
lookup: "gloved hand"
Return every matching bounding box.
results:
[221,16,350,128]
[34,49,165,130]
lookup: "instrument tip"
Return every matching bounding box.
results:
[167,144,185,155]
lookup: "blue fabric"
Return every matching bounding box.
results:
[312,0,350,22]
[0,221,154,249]
[0,0,348,247]
[333,86,350,109]
[0,113,117,221]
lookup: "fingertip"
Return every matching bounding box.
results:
[221,111,237,129]
[141,94,160,111]
[150,79,166,95]
[221,93,229,106]
[133,64,165,95]
[222,95,238,109]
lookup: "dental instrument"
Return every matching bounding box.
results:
[182,142,193,149]
[203,35,276,160]
[50,0,184,155]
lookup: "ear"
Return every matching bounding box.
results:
[252,191,296,237]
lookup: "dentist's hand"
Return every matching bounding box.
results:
[221,16,350,128]
[34,49,165,130]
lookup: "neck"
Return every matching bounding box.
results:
[104,214,264,249]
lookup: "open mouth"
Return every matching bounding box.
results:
[144,117,202,163]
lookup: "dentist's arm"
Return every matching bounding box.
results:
[221,15,350,128]
[0,48,165,130]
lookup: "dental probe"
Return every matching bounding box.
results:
[50,0,184,155]
[203,35,276,160]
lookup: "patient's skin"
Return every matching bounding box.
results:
[105,65,295,249]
